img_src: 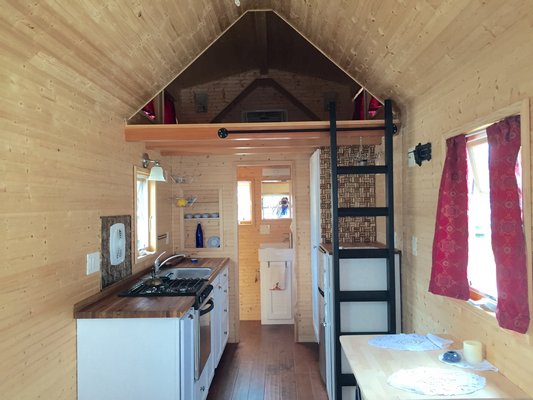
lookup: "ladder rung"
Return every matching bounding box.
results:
[338,207,388,217]
[339,248,390,258]
[339,290,389,302]
[337,165,388,175]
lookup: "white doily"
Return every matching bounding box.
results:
[388,367,486,396]
[368,333,453,351]
[439,350,498,372]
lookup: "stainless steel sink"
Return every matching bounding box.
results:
[158,267,212,280]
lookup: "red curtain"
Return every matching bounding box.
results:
[429,135,470,300]
[487,116,530,333]
[164,92,177,124]
[141,100,156,120]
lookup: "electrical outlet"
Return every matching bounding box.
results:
[411,236,418,256]
[86,252,101,275]
[408,147,416,167]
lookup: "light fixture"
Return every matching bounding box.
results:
[142,153,166,182]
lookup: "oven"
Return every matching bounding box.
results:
[195,289,214,381]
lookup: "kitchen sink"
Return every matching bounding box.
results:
[158,267,212,280]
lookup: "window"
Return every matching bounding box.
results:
[466,129,523,306]
[237,181,252,224]
[261,180,291,220]
[135,168,156,259]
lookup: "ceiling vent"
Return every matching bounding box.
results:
[242,110,288,122]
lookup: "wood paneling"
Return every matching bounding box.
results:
[0,1,226,397]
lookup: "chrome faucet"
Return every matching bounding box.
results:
[154,251,188,273]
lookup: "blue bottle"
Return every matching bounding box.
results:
[195,223,204,248]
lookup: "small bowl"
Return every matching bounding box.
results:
[442,351,461,363]
[201,213,210,218]
[210,213,219,218]
[184,214,193,219]
[193,213,202,218]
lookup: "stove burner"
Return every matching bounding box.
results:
[119,277,209,297]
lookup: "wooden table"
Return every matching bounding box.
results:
[340,335,530,400]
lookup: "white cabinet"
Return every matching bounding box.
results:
[322,250,402,400]
[258,247,294,324]
[211,265,229,370]
[77,318,181,400]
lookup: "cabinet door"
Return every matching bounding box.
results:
[211,275,221,370]
[219,267,229,355]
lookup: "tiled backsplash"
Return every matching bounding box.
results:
[320,145,376,243]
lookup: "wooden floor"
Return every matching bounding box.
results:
[208,321,328,400]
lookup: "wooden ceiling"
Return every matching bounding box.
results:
[166,11,357,90]
[4,1,523,155]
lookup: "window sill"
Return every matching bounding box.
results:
[467,298,497,314]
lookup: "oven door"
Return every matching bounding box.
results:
[195,294,214,381]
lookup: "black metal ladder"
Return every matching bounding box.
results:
[328,100,397,400]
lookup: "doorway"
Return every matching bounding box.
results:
[236,164,293,322]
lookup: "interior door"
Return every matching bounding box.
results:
[310,149,321,342]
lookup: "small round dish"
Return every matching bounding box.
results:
[442,350,462,363]
[201,213,210,218]
[207,236,220,248]
[184,213,193,219]
[210,212,219,218]
[193,213,202,218]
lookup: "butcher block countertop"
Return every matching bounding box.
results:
[74,257,229,319]
[340,335,528,399]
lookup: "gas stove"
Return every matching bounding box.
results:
[119,277,213,308]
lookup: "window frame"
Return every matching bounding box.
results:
[237,180,253,225]
[134,166,157,262]
[260,180,292,221]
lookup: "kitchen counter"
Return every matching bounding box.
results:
[74,257,229,319]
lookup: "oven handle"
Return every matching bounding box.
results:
[199,299,214,316]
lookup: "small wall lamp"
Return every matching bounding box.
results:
[142,153,166,181]
[410,142,432,166]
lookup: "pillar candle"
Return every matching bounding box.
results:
[463,340,483,364]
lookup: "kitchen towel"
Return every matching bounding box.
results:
[269,261,287,290]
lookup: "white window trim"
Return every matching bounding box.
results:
[134,166,157,263]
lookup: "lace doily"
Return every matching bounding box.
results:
[368,333,453,351]
[388,367,486,396]
[439,350,498,372]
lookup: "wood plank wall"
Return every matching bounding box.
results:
[0,2,239,399]
[395,10,533,397]
[237,165,292,321]
[169,154,314,341]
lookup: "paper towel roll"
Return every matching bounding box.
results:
[463,340,483,364]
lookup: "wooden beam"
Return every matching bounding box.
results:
[210,78,320,122]
[254,12,268,74]
[125,119,391,141]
